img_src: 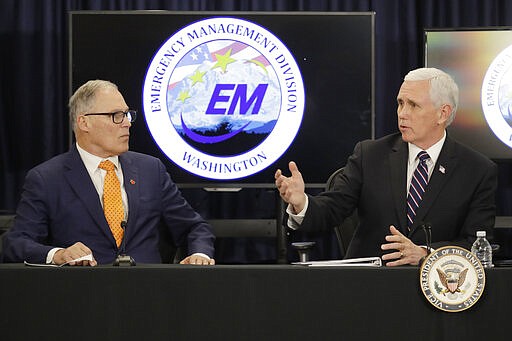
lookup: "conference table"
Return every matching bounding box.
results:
[0,264,510,341]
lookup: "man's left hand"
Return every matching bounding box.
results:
[381,225,427,266]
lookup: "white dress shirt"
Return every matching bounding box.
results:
[76,143,129,218]
[406,131,446,193]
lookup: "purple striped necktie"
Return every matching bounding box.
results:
[406,151,430,231]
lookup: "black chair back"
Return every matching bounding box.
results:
[326,168,358,258]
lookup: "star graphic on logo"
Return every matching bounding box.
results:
[212,48,236,73]
[189,69,206,86]
[177,90,191,103]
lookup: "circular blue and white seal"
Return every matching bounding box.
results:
[481,44,512,148]
[142,17,305,180]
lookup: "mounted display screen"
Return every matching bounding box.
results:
[70,11,374,187]
[425,28,512,160]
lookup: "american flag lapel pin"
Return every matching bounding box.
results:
[130,179,136,185]
[438,165,446,174]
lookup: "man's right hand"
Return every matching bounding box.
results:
[53,242,97,266]
[275,161,307,214]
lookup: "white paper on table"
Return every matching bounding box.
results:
[292,256,382,267]
[24,254,94,267]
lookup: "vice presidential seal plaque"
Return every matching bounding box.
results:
[419,246,486,312]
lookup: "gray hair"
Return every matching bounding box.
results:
[404,68,459,126]
[68,80,118,131]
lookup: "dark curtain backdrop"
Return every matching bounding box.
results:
[2,0,512,262]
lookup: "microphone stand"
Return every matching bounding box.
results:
[418,221,432,265]
[113,221,136,266]
[422,222,432,253]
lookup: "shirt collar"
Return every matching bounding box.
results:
[407,130,446,166]
[76,143,120,173]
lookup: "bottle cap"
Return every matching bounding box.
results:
[476,231,486,237]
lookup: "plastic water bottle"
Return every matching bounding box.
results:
[471,231,493,268]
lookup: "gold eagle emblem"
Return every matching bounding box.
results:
[436,268,468,295]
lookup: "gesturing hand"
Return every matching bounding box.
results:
[275,161,306,214]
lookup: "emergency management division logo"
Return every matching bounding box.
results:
[482,44,512,148]
[142,17,305,180]
[419,246,485,312]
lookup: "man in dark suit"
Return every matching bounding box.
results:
[2,80,215,266]
[275,68,497,266]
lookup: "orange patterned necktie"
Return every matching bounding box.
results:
[98,160,124,247]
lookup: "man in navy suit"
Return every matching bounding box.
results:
[2,80,215,266]
[275,68,497,266]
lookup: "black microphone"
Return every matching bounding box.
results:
[119,221,128,254]
[113,220,136,266]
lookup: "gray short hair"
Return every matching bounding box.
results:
[68,80,118,131]
[404,68,459,126]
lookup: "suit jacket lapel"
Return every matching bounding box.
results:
[120,153,139,241]
[389,138,409,232]
[63,146,114,241]
[410,137,457,235]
